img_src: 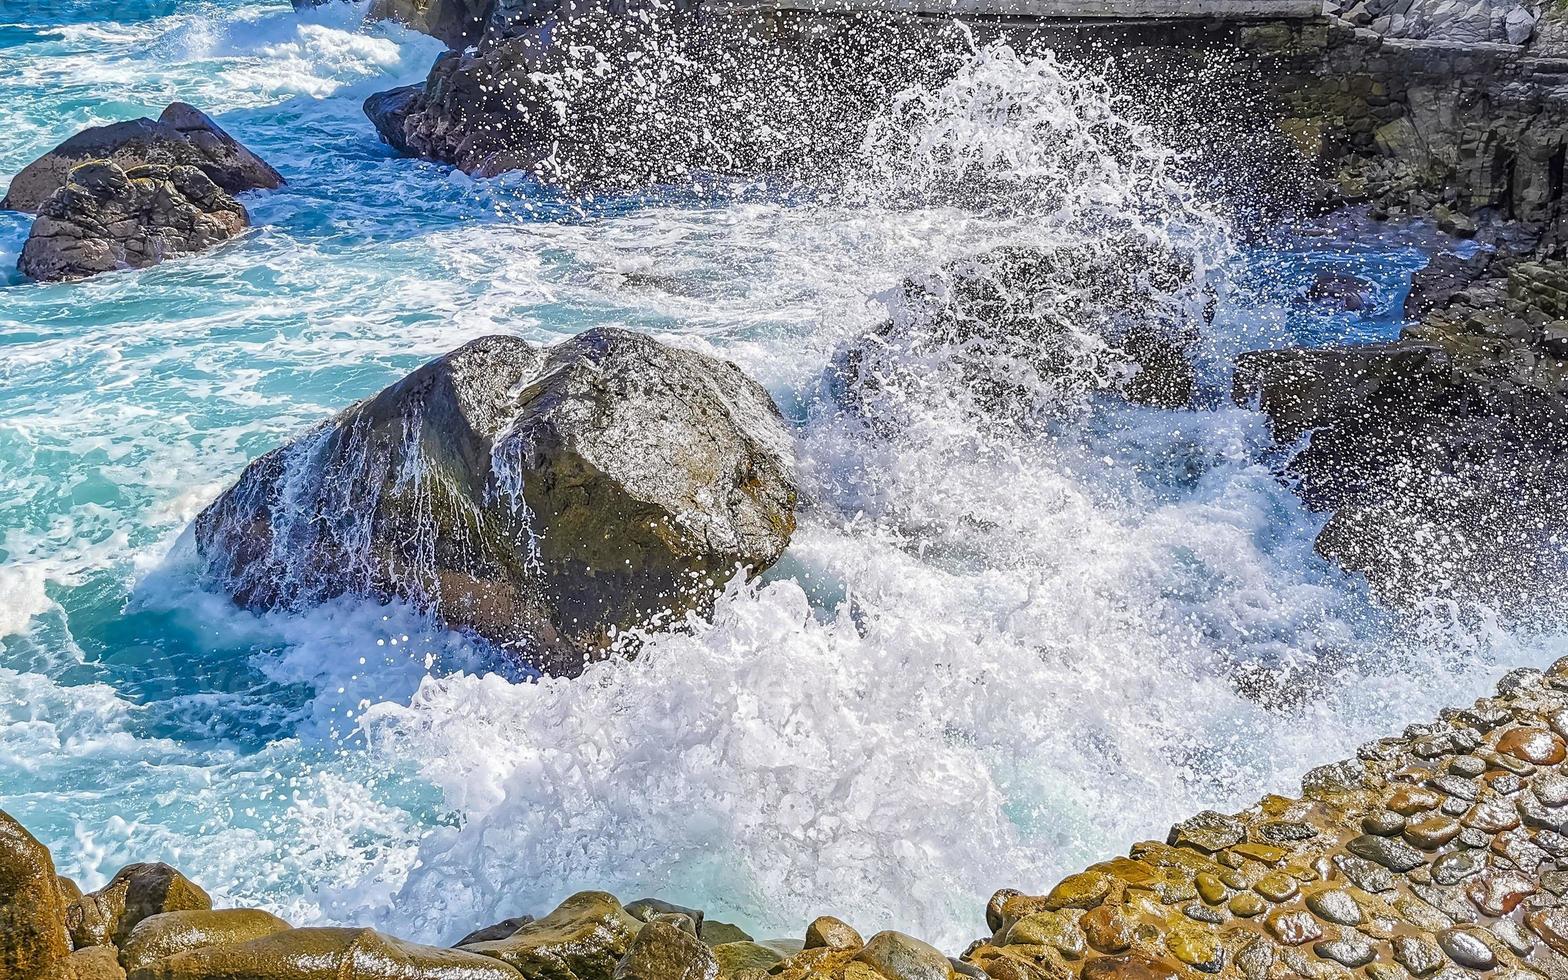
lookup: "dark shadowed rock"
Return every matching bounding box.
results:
[125,926,523,980]
[1234,262,1568,606]
[193,328,796,676]
[454,915,535,947]
[839,236,1207,428]
[295,0,493,47]
[2,102,281,213]
[120,909,293,973]
[18,161,248,282]
[1,809,71,980]
[66,862,212,950]
[364,85,423,155]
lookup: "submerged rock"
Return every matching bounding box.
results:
[0,809,71,980]
[194,327,797,676]
[838,236,1207,427]
[18,161,249,282]
[2,102,282,214]
[126,927,523,980]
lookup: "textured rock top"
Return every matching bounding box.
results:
[959,660,1568,980]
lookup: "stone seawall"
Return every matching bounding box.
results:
[12,661,1568,979]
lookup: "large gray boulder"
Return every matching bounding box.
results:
[2,102,281,214]
[17,161,248,282]
[294,0,495,47]
[194,328,797,676]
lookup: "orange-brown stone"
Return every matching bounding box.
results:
[1496,727,1566,765]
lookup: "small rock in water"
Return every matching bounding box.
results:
[17,161,248,282]
[455,916,535,946]
[1436,927,1498,969]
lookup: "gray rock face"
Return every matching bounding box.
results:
[838,237,1206,427]
[364,9,958,189]
[2,102,282,214]
[295,0,495,47]
[194,328,797,676]
[17,161,249,282]
[1233,260,1568,606]
[364,84,423,155]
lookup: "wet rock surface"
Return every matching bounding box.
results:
[1,809,71,980]
[17,160,249,282]
[1233,254,1568,605]
[1,101,282,214]
[838,237,1208,426]
[193,327,797,677]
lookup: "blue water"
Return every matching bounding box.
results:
[1,0,1560,950]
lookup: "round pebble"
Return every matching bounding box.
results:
[1496,727,1566,765]
[1264,909,1322,946]
[1404,814,1460,850]
[1253,872,1298,903]
[1305,889,1363,926]
[1362,810,1407,836]
[1437,928,1497,970]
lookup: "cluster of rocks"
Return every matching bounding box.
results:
[1323,0,1539,46]
[3,103,283,282]
[18,658,1568,979]
[193,327,798,677]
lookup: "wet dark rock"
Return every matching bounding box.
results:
[1168,811,1246,853]
[455,916,535,946]
[18,161,248,282]
[2,103,281,213]
[363,85,423,156]
[1313,932,1376,968]
[193,328,797,677]
[1436,928,1498,970]
[841,237,1206,428]
[1347,834,1428,872]
[120,909,293,973]
[1392,935,1444,976]
[1305,889,1363,926]
[1,809,70,980]
[125,926,523,980]
[463,891,640,978]
[1234,254,1568,608]
[67,862,212,950]
[625,898,703,935]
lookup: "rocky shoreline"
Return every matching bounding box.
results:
[13,661,1568,979]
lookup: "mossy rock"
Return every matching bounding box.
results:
[1,809,71,980]
[125,926,522,980]
[119,908,292,973]
[463,891,641,980]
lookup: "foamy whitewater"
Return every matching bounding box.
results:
[2,0,1562,953]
